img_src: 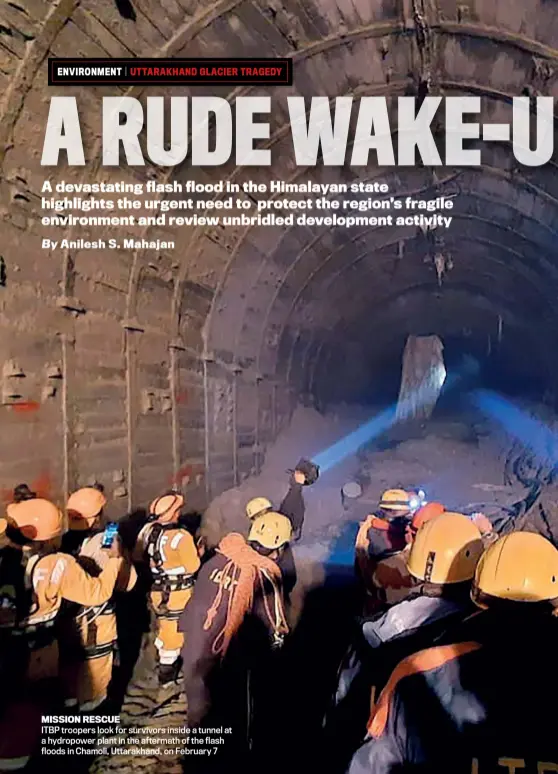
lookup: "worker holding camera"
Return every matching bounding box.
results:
[0,491,125,770]
[61,486,137,711]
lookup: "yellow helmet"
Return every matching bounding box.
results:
[246,497,273,520]
[406,512,484,584]
[248,511,292,550]
[379,489,412,512]
[472,532,558,607]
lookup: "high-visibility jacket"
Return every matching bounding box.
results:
[3,550,123,648]
[1,548,123,678]
[136,521,200,606]
[348,613,558,774]
[0,550,123,770]
[58,529,136,707]
[355,515,414,609]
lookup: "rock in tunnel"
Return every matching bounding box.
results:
[2,0,558,771]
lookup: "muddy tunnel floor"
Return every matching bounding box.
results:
[32,403,539,774]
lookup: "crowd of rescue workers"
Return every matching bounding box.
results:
[1,459,558,773]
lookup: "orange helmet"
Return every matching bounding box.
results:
[410,502,445,536]
[67,487,107,531]
[149,492,184,524]
[6,498,64,541]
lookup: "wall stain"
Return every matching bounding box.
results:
[176,390,189,404]
[10,401,41,413]
[1,470,52,503]
[169,463,204,487]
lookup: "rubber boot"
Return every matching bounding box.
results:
[158,656,182,688]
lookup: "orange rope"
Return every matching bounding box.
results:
[203,533,287,657]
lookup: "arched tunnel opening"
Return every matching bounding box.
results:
[2,0,558,772]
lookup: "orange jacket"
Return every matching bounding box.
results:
[355,516,414,612]
[17,551,123,628]
[135,522,200,583]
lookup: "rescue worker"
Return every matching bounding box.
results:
[0,497,123,770]
[60,486,137,710]
[328,512,485,769]
[245,464,312,540]
[179,511,290,757]
[362,510,496,662]
[354,488,419,614]
[134,490,200,687]
[63,484,106,553]
[245,466,311,599]
[366,512,485,656]
[348,530,558,773]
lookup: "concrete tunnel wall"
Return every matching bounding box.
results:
[1,0,558,513]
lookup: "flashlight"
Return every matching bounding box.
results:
[409,489,427,512]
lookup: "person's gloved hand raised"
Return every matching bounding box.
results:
[294,470,306,485]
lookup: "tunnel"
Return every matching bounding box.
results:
[2,0,558,771]
[2,0,558,509]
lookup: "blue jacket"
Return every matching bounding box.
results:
[336,595,468,707]
[325,593,473,772]
[348,614,558,774]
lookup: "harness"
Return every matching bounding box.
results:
[74,600,118,659]
[10,616,58,650]
[145,523,196,617]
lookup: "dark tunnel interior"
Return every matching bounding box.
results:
[2,0,558,772]
[3,0,558,506]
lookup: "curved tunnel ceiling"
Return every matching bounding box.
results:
[163,5,558,398]
[3,0,558,396]
[1,0,557,504]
